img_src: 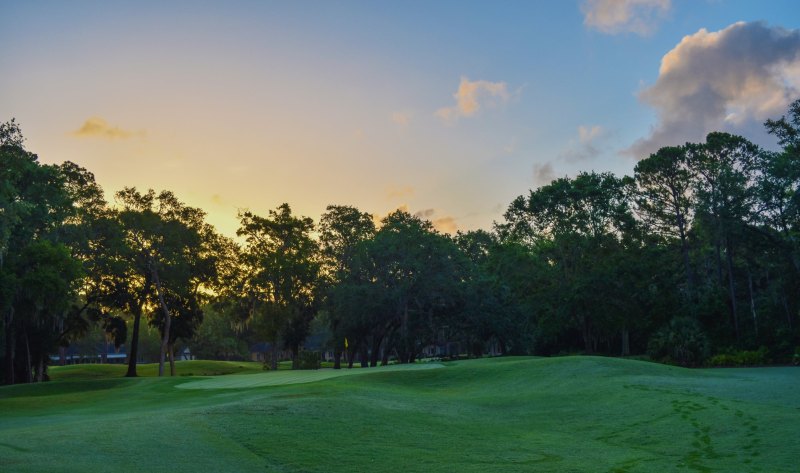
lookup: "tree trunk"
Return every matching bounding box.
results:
[24,328,32,384]
[400,304,409,363]
[291,343,299,370]
[152,267,172,378]
[787,236,800,276]
[333,349,342,369]
[270,340,278,371]
[680,241,694,296]
[369,334,383,367]
[35,355,44,383]
[359,345,368,368]
[582,316,593,354]
[747,269,758,338]
[621,327,630,356]
[714,238,724,286]
[125,307,142,377]
[783,296,793,330]
[380,333,391,365]
[4,307,15,385]
[724,236,740,341]
[676,204,694,298]
[59,345,66,366]
[168,343,176,376]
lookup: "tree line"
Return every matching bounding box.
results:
[2,100,799,384]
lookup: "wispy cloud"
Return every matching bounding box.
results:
[391,111,411,127]
[414,208,458,234]
[432,216,458,234]
[414,208,435,219]
[532,162,557,188]
[386,185,415,200]
[504,137,518,154]
[372,204,410,225]
[559,125,608,162]
[581,0,671,36]
[436,77,510,124]
[72,117,139,139]
[626,22,800,158]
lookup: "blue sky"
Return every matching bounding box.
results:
[2,0,799,236]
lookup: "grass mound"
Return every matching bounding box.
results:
[1,356,798,472]
[177,362,444,389]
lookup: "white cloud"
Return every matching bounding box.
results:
[436,77,510,123]
[627,22,800,158]
[581,0,671,36]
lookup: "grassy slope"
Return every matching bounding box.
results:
[177,362,443,389]
[0,357,798,472]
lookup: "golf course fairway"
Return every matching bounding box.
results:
[0,356,797,472]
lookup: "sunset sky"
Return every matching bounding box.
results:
[2,0,800,237]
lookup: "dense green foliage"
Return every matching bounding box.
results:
[2,100,800,384]
[1,357,798,472]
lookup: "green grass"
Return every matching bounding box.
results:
[1,357,798,472]
[177,362,443,389]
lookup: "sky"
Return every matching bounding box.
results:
[2,0,800,237]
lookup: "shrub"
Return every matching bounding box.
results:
[295,350,321,370]
[261,352,274,371]
[647,317,709,367]
[707,347,768,367]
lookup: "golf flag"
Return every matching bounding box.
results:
[344,337,349,350]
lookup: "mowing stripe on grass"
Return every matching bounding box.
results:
[176,362,445,389]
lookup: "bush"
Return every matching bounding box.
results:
[295,350,321,370]
[261,352,274,371]
[707,347,769,367]
[647,317,709,367]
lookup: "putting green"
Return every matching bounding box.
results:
[176,362,445,389]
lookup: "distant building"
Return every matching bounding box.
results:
[51,343,127,365]
[51,344,195,365]
[249,342,291,362]
[249,336,336,362]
